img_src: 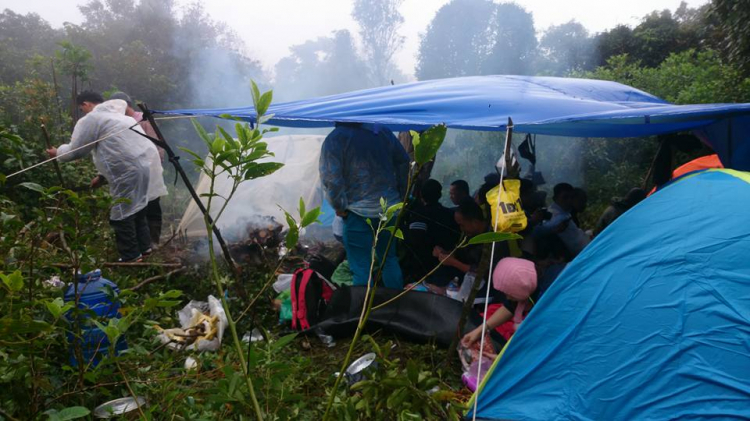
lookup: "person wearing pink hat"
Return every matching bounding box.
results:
[461,257,562,347]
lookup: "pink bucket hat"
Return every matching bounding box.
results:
[492,257,537,325]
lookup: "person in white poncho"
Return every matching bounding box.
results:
[46,91,159,262]
[109,91,167,248]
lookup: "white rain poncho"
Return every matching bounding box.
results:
[144,137,167,201]
[57,100,152,221]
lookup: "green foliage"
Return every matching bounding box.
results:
[467,231,522,246]
[328,337,465,420]
[582,49,750,104]
[573,48,750,223]
[54,41,92,82]
[594,3,712,68]
[44,406,90,421]
[281,197,323,250]
[539,20,595,75]
[411,124,447,166]
[709,0,750,76]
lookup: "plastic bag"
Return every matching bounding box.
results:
[276,291,293,323]
[486,179,527,233]
[156,295,228,352]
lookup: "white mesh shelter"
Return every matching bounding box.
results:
[177,134,332,238]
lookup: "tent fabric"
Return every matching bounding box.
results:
[178,134,333,238]
[157,75,750,170]
[471,169,750,420]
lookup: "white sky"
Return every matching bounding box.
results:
[2,0,709,78]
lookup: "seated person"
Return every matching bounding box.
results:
[474,173,501,220]
[533,183,590,257]
[461,256,565,346]
[570,187,588,228]
[434,199,510,304]
[404,179,461,286]
[594,188,646,237]
[449,180,471,207]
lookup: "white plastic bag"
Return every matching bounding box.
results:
[156,295,228,352]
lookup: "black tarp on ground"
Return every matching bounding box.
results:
[310,286,487,348]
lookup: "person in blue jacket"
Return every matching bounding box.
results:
[319,123,410,289]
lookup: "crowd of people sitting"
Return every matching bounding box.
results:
[319,123,647,349]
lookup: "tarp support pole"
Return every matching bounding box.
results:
[137,103,239,275]
[471,118,514,421]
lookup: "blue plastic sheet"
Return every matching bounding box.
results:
[157,75,750,170]
[471,169,750,420]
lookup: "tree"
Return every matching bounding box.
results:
[55,41,93,122]
[595,25,636,67]
[539,20,595,76]
[481,2,538,75]
[594,2,707,68]
[0,10,61,84]
[416,0,537,80]
[274,30,369,101]
[582,50,750,105]
[352,0,405,86]
[710,0,750,76]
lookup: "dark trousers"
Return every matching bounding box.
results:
[110,207,151,261]
[146,198,162,245]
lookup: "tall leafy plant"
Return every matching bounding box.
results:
[179,81,283,420]
[323,126,519,419]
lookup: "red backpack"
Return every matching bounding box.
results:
[290,268,335,331]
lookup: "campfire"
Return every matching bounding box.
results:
[225,216,284,266]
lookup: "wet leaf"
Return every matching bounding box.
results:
[45,406,90,421]
[19,182,45,193]
[257,91,273,116]
[300,207,322,228]
[467,231,522,245]
[1,270,23,292]
[412,124,446,165]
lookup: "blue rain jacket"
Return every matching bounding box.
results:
[320,124,409,219]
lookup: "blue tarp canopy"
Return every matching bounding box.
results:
[158,75,750,170]
[470,169,750,420]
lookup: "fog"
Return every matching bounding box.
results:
[0,0,708,235]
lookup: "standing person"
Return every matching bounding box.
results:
[320,123,410,289]
[46,92,153,262]
[109,92,167,248]
[449,180,471,207]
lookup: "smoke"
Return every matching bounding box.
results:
[430,130,585,207]
[184,46,265,109]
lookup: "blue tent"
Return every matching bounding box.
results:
[470,168,750,420]
[158,75,750,170]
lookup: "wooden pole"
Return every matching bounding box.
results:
[136,103,238,274]
[40,122,66,188]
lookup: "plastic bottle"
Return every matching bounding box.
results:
[64,269,127,367]
[446,277,461,300]
[458,272,476,302]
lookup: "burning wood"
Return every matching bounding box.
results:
[227,216,285,267]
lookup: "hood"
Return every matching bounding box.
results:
[93,99,128,115]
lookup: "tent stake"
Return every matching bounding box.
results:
[136,103,239,275]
